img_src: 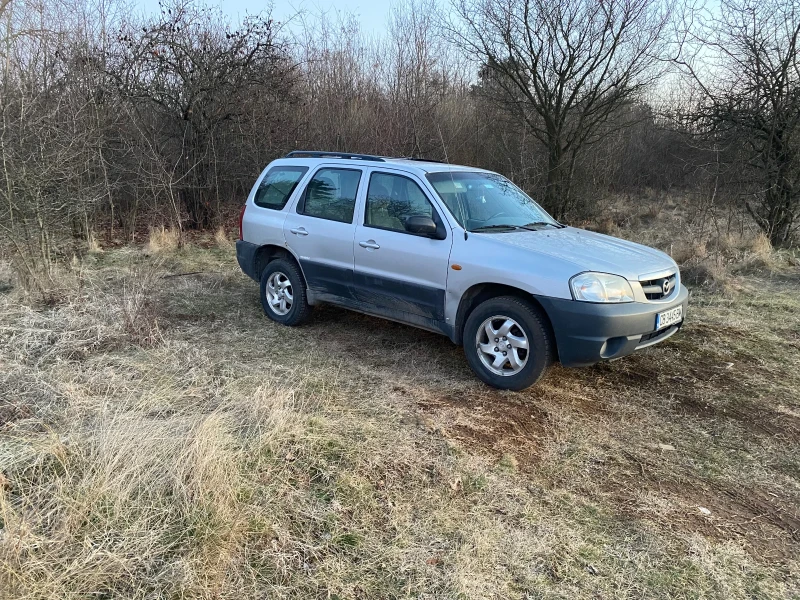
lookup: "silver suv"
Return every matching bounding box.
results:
[237,151,688,390]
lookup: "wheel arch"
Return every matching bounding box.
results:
[454,283,557,352]
[254,244,308,289]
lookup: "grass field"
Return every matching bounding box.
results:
[1,203,799,598]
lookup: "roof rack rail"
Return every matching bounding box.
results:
[400,156,448,164]
[285,150,386,162]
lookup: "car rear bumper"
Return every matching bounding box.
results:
[236,240,260,281]
[535,286,689,367]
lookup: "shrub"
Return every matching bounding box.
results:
[214,227,233,249]
[119,260,164,347]
[146,226,181,253]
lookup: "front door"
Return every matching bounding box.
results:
[352,170,453,323]
[283,166,364,300]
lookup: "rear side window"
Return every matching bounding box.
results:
[253,166,308,210]
[297,168,362,223]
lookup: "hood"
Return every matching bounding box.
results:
[486,226,676,281]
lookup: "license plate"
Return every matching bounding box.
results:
[655,305,683,330]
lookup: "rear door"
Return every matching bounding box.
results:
[352,169,453,323]
[245,163,310,246]
[283,165,364,300]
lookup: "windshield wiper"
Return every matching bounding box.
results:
[519,221,563,230]
[469,224,520,233]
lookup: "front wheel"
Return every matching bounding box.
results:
[463,296,553,390]
[260,258,312,326]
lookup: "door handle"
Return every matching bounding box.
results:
[359,240,380,250]
[290,227,308,236]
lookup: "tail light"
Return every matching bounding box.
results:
[238,204,246,240]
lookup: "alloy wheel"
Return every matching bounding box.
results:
[475,315,529,376]
[266,271,293,316]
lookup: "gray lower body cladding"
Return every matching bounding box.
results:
[236,239,451,336]
[236,240,260,281]
[535,286,689,367]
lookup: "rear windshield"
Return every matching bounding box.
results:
[426,171,557,232]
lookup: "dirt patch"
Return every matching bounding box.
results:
[656,479,800,562]
[706,482,800,556]
[409,357,800,563]
[596,452,800,562]
[672,392,800,441]
[591,346,740,393]
[587,330,800,443]
[417,389,550,469]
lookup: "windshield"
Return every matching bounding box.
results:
[425,171,559,233]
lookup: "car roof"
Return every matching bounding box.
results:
[384,158,494,175]
[267,155,495,177]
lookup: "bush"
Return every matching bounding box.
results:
[119,260,164,347]
[146,227,181,254]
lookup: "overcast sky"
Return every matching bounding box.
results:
[136,0,395,34]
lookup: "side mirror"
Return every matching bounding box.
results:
[406,215,445,239]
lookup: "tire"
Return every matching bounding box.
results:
[463,296,553,391]
[260,258,312,326]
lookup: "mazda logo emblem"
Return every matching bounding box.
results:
[662,279,673,295]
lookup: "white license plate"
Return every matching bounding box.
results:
[655,305,683,330]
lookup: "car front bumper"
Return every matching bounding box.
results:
[536,286,689,367]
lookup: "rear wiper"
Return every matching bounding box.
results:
[469,224,520,233]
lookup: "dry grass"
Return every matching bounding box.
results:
[118,259,165,346]
[594,194,796,294]
[214,226,234,249]
[732,233,779,274]
[749,232,773,256]
[672,240,709,264]
[590,216,620,236]
[7,255,84,306]
[86,232,103,254]
[1,197,799,599]
[146,225,181,253]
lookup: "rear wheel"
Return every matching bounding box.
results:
[463,296,553,390]
[260,258,312,326]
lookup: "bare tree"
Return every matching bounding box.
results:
[677,0,800,246]
[451,0,673,217]
[107,0,293,229]
[0,0,129,298]
[8,0,792,264]
[385,0,452,158]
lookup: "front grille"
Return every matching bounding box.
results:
[639,324,679,345]
[640,273,677,300]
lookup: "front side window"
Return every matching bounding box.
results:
[365,172,437,233]
[254,166,308,210]
[426,171,559,233]
[298,168,362,223]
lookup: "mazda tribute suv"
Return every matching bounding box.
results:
[236,151,688,390]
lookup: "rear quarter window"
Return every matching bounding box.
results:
[254,166,309,210]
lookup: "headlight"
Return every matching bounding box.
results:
[570,272,634,303]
